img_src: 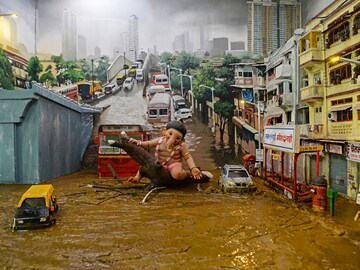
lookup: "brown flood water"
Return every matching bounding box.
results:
[1,86,359,269]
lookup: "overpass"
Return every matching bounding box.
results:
[106,53,161,85]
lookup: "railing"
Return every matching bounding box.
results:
[300,85,324,102]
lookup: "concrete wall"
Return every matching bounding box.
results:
[0,83,100,184]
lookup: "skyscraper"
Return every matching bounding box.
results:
[172,31,191,53]
[128,15,139,61]
[94,46,101,59]
[212,37,228,56]
[77,35,86,59]
[62,8,77,60]
[247,0,301,56]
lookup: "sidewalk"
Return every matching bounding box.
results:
[253,176,360,242]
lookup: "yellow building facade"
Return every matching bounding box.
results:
[299,0,360,199]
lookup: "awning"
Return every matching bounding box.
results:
[232,117,258,134]
[265,113,282,121]
[353,103,360,111]
[329,105,352,113]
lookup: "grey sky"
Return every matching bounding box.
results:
[0,0,334,57]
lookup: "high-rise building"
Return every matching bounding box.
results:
[128,15,139,61]
[200,26,205,50]
[247,0,301,56]
[77,35,86,60]
[172,31,191,53]
[211,37,228,56]
[62,8,77,60]
[231,41,245,50]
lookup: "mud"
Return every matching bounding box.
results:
[1,83,359,269]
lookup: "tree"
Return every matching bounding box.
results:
[40,64,57,87]
[214,101,234,142]
[172,51,200,74]
[95,56,110,83]
[28,56,43,82]
[0,48,14,89]
[160,51,173,65]
[50,55,84,85]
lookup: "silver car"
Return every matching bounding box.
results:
[218,164,256,192]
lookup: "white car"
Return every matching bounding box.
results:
[218,164,256,193]
[123,77,134,90]
[174,108,192,119]
[93,91,105,100]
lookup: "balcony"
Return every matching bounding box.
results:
[299,48,324,69]
[279,93,295,107]
[275,64,292,79]
[234,77,254,87]
[300,85,324,103]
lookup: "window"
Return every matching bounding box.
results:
[330,64,352,83]
[335,108,352,122]
[149,109,158,117]
[159,108,168,116]
[327,21,350,45]
[331,97,352,106]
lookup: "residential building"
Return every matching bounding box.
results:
[94,46,101,59]
[247,0,301,56]
[62,8,77,61]
[264,29,307,181]
[299,0,360,200]
[172,31,191,53]
[129,15,139,61]
[231,61,266,157]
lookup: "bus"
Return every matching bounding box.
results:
[147,93,172,125]
[147,84,165,102]
[151,72,169,88]
[96,124,151,177]
[52,84,79,101]
[77,81,102,100]
[116,74,126,86]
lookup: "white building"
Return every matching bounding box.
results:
[128,15,139,61]
[62,8,77,60]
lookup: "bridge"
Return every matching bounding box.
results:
[106,52,161,86]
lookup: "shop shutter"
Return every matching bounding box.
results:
[310,154,323,183]
[330,153,347,194]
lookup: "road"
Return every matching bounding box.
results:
[1,82,359,269]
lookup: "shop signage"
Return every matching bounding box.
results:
[347,143,360,162]
[264,126,300,153]
[299,145,324,152]
[327,143,343,154]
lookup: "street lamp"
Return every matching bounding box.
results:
[199,84,216,133]
[180,74,193,112]
[330,56,360,65]
[0,13,17,18]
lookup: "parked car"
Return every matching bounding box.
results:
[123,77,135,90]
[12,185,59,230]
[104,84,116,95]
[174,108,192,119]
[218,164,256,193]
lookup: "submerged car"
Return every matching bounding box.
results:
[12,184,59,231]
[218,164,256,192]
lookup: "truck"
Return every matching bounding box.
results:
[136,69,144,82]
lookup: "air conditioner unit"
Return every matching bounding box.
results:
[328,112,337,121]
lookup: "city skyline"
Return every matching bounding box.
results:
[0,0,334,58]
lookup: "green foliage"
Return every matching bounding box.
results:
[214,100,234,118]
[172,51,200,74]
[192,63,217,102]
[95,56,110,82]
[50,54,84,84]
[28,56,43,82]
[40,70,57,87]
[0,48,14,89]
[160,52,173,64]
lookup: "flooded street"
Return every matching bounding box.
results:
[1,83,359,269]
